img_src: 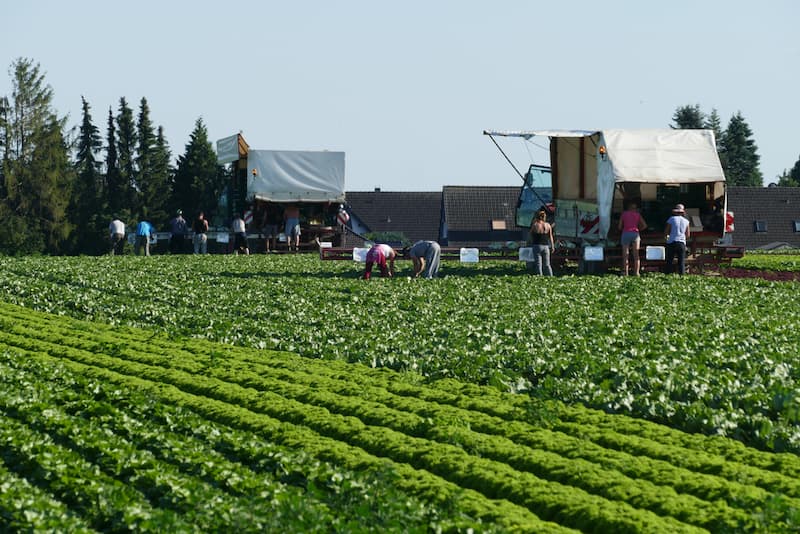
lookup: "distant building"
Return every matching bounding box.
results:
[341,185,800,251]
[727,187,800,250]
[343,191,442,247]
[441,186,531,247]
[342,186,554,248]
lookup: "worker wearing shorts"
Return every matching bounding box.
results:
[283,204,301,252]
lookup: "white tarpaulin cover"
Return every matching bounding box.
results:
[485,128,725,183]
[247,150,345,203]
[598,129,725,184]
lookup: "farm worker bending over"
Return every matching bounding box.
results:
[109,216,125,255]
[664,203,690,275]
[408,240,441,279]
[135,219,156,256]
[363,243,397,279]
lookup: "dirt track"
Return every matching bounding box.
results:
[719,268,800,282]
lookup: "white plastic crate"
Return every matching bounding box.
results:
[646,246,665,260]
[460,248,479,263]
[583,246,604,261]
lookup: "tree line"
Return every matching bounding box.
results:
[0,58,226,255]
[3,58,800,256]
[670,104,800,187]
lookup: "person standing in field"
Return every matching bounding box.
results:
[665,203,690,275]
[528,209,555,276]
[618,201,647,276]
[109,216,125,255]
[363,243,397,279]
[169,210,188,254]
[283,204,301,252]
[260,206,279,253]
[231,213,249,255]
[192,211,209,254]
[408,240,441,279]
[135,218,156,256]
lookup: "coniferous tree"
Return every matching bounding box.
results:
[777,155,800,187]
[147,126,172,227]
[704,108,723,141]
[172,118,223,220]
[0,58,74,254]
[69,96,105,254]
[116,97,137,214]
[0,95,9,198]
[136,97,167,224]
[671,104,705,129]
[104,106,124,218]
[721,111,762,186]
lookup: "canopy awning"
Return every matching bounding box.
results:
[483,129,599,139]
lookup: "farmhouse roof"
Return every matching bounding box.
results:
[443,185,522,231]
[343,190,442,246]
[727,186,800,249]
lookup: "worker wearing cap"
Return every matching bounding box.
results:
[665,203,690,275]
[363,243,396,279]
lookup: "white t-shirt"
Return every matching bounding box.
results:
[109,219,125,235]
[232,218,246,233]
[666,215,689,244]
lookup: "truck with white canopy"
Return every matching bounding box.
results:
[217,133,347,250]
[484,128,740,271]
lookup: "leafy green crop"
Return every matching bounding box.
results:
[2,301,799,532]
[0,255,797,454]
[732,252,800,272]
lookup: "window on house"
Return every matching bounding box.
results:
[491,219,507,230]
[793,220,800,233]
[754,220,768,233]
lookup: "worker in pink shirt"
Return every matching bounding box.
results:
[617,201,648,276]
[363,243,397,279]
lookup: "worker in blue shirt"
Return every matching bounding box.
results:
[135,219,156,256]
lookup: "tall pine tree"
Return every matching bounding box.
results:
[671,104,705,129]
[0,58,74,254]
[136,97,169,225]
[152,125,173,217]
[104,106,125,218]
[69,96,105,254]
[704,108,723,141]
[116,97,137,215]
[721,111,763,186]
[171,118,222,220]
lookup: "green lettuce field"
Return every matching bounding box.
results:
[1,254,798,532]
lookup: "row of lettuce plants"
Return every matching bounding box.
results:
[0,255,797,453]
[2,303,798,531]
[0,347,503,533]
[3,298,798,493]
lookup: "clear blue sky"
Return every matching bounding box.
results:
[3,0,798,190]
